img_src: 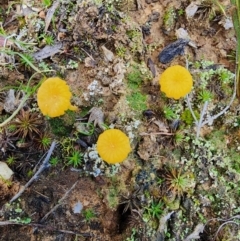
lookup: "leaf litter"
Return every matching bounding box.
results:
[0,0,240,240]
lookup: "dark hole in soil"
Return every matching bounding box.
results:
[117,204,132,233]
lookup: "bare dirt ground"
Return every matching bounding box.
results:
[1,0,240,241]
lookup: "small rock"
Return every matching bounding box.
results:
[185,2,199,18]
[0,162,14,180]
[148,11,160,22]
[175,28,190,40]
[219,17,233,30]
[158,38,189,64]
[73,201,83,214]
[101,46,114,62]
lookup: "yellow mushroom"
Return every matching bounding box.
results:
[37,77,77,118]
[159,65,193,100]
[97,129,131,164]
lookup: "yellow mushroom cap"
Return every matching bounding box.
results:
[159,65,193,100]
[97,129,131,164]
[37,77,77,118]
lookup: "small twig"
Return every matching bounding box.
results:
[200,76,236,126]
[31,223,91,237]
[140,132,174,136]
[214,221,239,240]
[32,190,50,200]
[0,221,19,226]
[80,48,95,61]
[40,180,79,223]
[0,221,92,237]
[9,142,56,203]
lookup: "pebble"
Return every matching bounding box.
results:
[158,38,189,64]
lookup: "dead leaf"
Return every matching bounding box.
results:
[4,90,26,113]
[137,135,159,161]
[153,120,169,133]
[183,223,204,241]
[88,107,105,129]
[44,0,60,32]
[32,42,62,60]
[84,57,96,68]
[101,46,114,62]
[158,211,174,233]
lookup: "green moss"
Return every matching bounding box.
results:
[48,117,73,136]
[126,64,148,112]
[181,109,199,125]
[127,66,144,90]
[127,92,147,111]
[163,7,176,31]
[163,106,177,120]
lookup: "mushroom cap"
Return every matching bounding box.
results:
[37,77,77,118]
[159,65,193,100]
[97,129,131,164]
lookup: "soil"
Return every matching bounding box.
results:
[0,0,240,241]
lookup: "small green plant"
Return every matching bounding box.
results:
[181,109,199,125]
[163,106,177,120]
[27,170,34,178]
[10,109,42,139]
[38,61,52,72]
[116,44,127,58]
[164,167,195,197]
[42,0,52,7]
[177,8,184,16]
[50,157,60,166]
[6,155,15,166]
[19,53,35,68]
[82,208,96,222]
[35,133,52,151]
[145,200,164,220]
[40,33,54,45]
[10,217,31,224]
[174,132,185,145]
[60,137,76,155]
[198,89,213,102]
[66,150,83,168]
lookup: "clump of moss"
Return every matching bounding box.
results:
[126,63,150,112]
[48,117,73,136]
[127,92,147,111]
[181,109,199,125]
[48,110,76,136]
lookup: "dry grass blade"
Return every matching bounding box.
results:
[231,0,240,98]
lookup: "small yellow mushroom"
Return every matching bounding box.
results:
[37,77,77,118]
[97,129,131,164]
[159,65,193,100]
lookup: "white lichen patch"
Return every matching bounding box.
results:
[83,80,103,101]
[124,119,141,142]
[83,145,121,177]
